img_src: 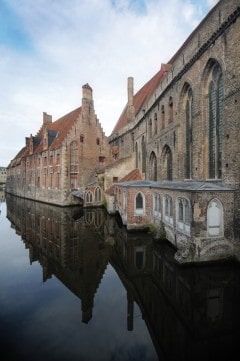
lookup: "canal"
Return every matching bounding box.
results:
[0,193,239,361]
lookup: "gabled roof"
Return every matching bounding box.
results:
[105,168,142,195]
[35,107,81,153]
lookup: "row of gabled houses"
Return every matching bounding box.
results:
[6,0,240,264]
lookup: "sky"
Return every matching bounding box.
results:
[0,0,219,167]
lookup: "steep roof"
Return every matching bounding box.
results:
[35,107,81,153]
[111,0,222,135]
[111,64,170,134]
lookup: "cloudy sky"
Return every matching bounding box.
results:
[0,0,218,167]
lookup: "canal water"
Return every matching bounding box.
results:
[0,193,239,361]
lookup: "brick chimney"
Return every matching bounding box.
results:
[127,77,135,123]
[43,112,52,126]
[82,83,94,121]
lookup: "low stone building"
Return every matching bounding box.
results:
[6,84,110,206]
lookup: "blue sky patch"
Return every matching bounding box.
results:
[0,1,32,52]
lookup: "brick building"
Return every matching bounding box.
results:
[6,84,110,206]
[107,0,240,263]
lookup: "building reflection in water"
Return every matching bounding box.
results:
[6,194,240,361]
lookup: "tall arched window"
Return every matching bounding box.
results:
[168,96,173,123]
[177,197,190,234]
[135,142,138,168]
[153,193,161,218]
[154,113,158,135]
[70,141,78,173]
[141,136,146,174]
[209,64,223,179]
[164,195,173,225]
[85,191,93,203]
[207,198,223,237]
[149,152,157,181]
[95,187,101,202]
[185,88,193,179]
[161,105,165,129]
[135,192,144,215]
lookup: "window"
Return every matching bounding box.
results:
[168,96,173,123]
[185,87,193,179]
[177,197,190,234]
[164,195,173,225]
[96,138,100,145]
[141,136,146,174]
[80,134,84,143]
[70,141,78,173]
[207,198,223,237]
[154,113,157,135]
[161,105,165,129]
[208,64,223,179]
[135,142,138,168]
[135,192,144,215]
[149,152,157,181]
[149,119,152,139]
[95,187,101,202]
[153,193,161,218]
[85,191,93,203]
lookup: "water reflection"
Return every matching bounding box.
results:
[4,194,240,361]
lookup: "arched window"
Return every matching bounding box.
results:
[95,187,101,202]
[177,197,190,234]
[149,119,152,139]
[141,136,146,174]
[154,113,158,135]
[149,152,157,181]
[168,96,173,123]
[208,64,223,179]
[161,105,165,129]
[164,195,173,225]
[85,191,93,203]
[207,198,223,237]
[153,193,161,218]
[135,192,144,215]
[185,87,193,179]
[135,142,138,168]
[70,141,78,173]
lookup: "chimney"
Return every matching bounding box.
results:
[82,83,94,121]
[43,112,52,126]
[82,83,93,101]
[127,77,135,123]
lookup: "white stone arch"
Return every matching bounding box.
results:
[207,198,224,237]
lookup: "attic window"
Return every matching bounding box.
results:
[80,134,84,143]
[99,156,105,163]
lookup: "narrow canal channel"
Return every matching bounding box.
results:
[0,193,239,361]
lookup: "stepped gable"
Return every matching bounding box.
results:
[112,64,170,134]
[35,107,81,153]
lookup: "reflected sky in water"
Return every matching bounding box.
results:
[0,201,158,361]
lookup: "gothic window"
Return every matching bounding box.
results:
[177,197,190,234]
[149,119,152,139]
[209,64,223,179]
[141,136,146,174]
[207,198,223,237]
[95,187,101,202]
[135,192,144,215]
[168,96,173,123]
[135,142,138,168]
[161,105,165,129]
[70,141,78,173]
[185,87,193,179]
[149,151,157,181]
[153,193,161,218]
[164,195,173,225]
[163,145,173,181]
[154,113,158,135]
[85,191,93,203]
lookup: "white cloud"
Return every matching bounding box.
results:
[0,0,215,166]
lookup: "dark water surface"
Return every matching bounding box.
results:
[0,194,239,361]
